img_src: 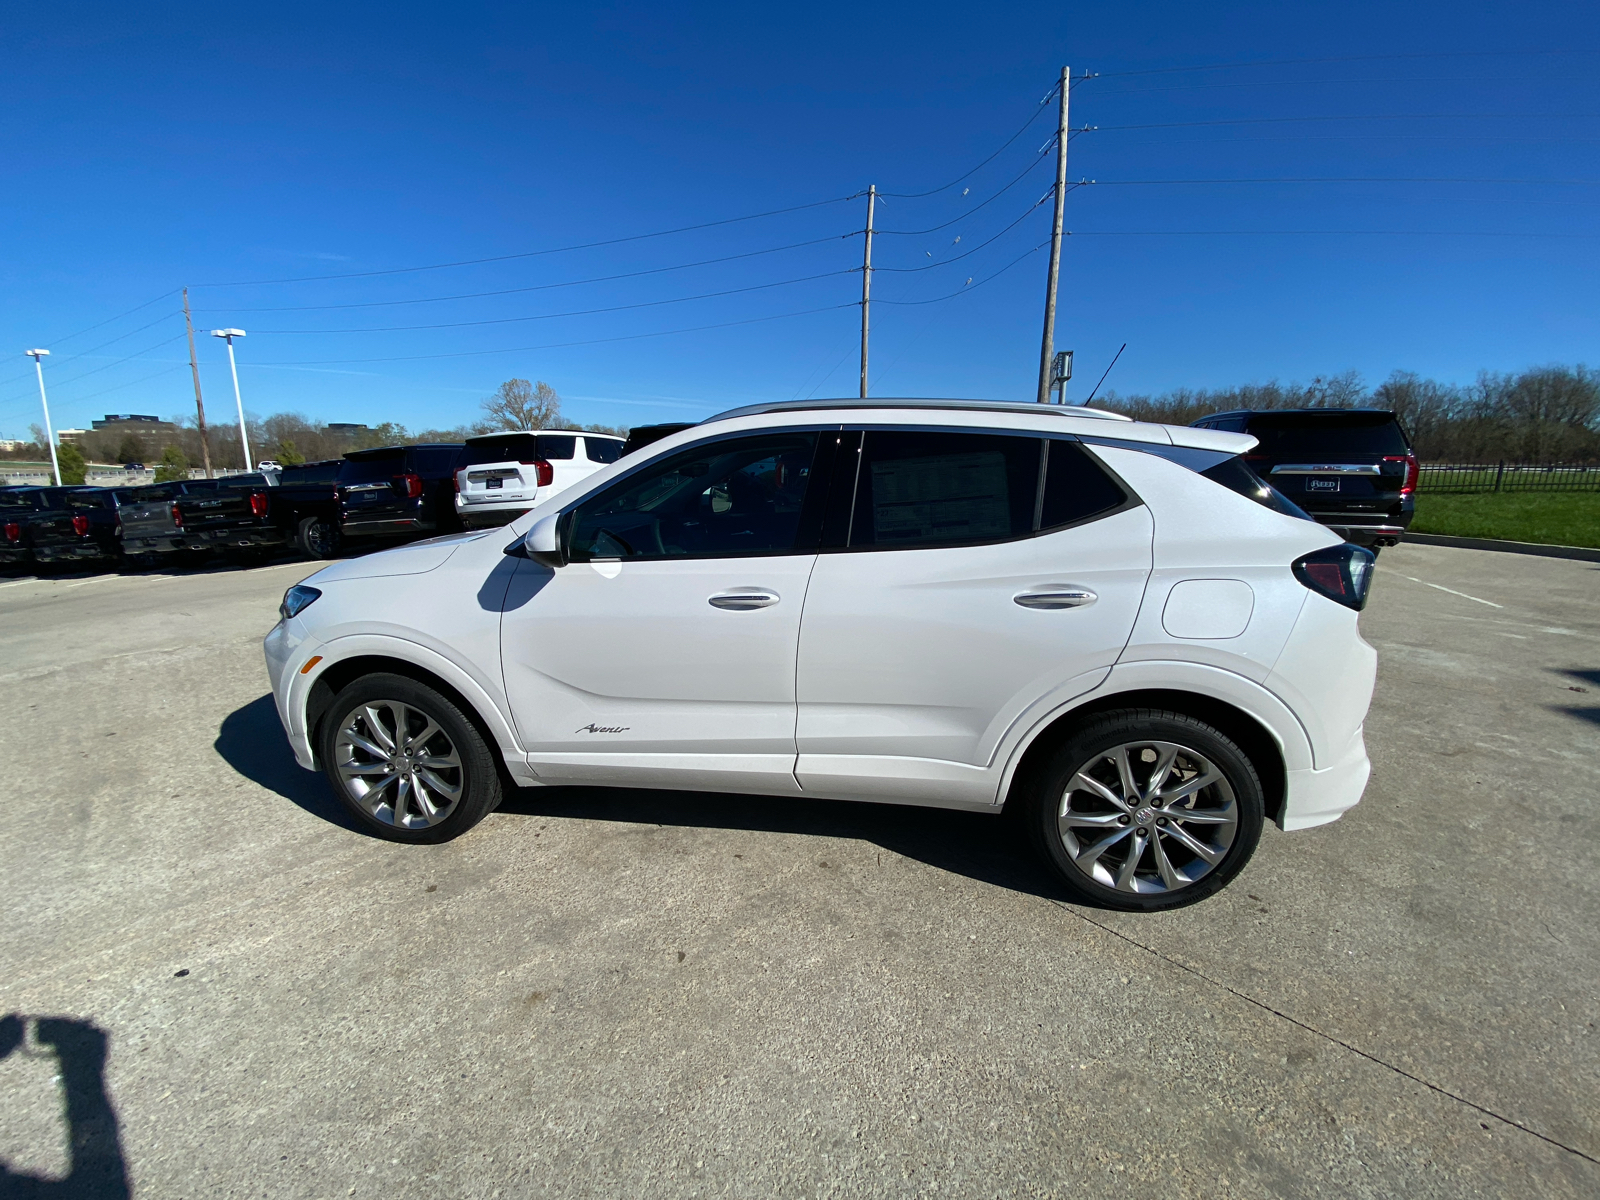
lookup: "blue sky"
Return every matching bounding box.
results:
[1,1,1597,440]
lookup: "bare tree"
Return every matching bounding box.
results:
[476,379,562,433]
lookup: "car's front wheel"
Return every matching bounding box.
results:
[1021,709,1264,911]
[318,673,502,843]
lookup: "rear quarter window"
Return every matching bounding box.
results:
[537,435,577,461]
[584,437,623,464]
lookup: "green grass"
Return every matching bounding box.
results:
[1411,490,1600,548]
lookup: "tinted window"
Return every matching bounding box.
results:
[1039,440,1129,529]
[537,435,577,461]
[340,453,405,484]
[568,432,818,560]
[219,473,270,488]
[464,434,540,466]
[584,437,622,464]
[408,446,463,475]
[0,490,40,511]
[849,431,1039,549]
[1244,412,1409,457]
[279,462,341,485]
[136,483,182,501]
[1200,457,1312,520]
[66,491,106,511]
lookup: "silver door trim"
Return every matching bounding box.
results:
[1014,589,1097,610]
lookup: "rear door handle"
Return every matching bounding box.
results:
[1014,589,1097,610]
[709,591,780,610]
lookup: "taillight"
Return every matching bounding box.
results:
[71,515,91,537]
[171,503,184,530]
[249,491,269,517]
[1383,454,1420,496]
[521,459,554,487]
[1292,544,1376,611]
[396,472,424,499]
[3,522,18,542]
[453,474,460,494]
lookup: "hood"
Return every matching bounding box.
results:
[307,530,488,583]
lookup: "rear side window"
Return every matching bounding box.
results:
[279,462,340,485]
[849,431,1040,549]
[537,435,577,461]
[584,437,622,464]
[137,483,182,501]
[1039,440,1130,529]
[220,473,270,488]
[0,490,39,510]
[464,434,540,466]
[1244,413,1409,457]
[66,491,106,511]
[340,453,405,484]
[408,446,463,476]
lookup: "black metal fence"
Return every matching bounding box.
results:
[1418,462,1600,494]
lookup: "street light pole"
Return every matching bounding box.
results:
[26,349,60,486]
[211,329,250,472]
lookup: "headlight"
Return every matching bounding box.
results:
[280,584,323,620]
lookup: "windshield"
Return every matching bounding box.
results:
[1244,412,1409,457]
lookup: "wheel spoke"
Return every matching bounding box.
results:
[1157,769,1220,807]
[342,731,392,762]
[361,706,397,754]
[1069,771,1130,812]
[392,772,412,826]
[415,766,462,801]
[1060,810,1125,829]
[405,718,442,754]
[1114,831,1147,891]
[1161,801,1235,826]
[339,760,394,778]
[1113,747,1139,805]
[1076,824,1134,869]
[355,772,396,815]
[1162,819,1225,865]
[1142,745,1180,803]
[1150,830,1183,890]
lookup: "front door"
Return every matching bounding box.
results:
[795,429,1153,806]
[500,429,825,795]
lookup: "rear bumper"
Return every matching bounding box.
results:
[34,543,113,563]
[196,526,290,550]
[0,546,32,564]
[1281,726,1371,830]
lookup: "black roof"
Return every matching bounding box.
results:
[344,443,463,460]
[1197,407,1396,420]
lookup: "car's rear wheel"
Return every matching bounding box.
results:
[297,515,340,559]
[318,673,502,843]
[1021,709,1264,911]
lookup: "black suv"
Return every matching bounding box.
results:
[1190,408,1417,547]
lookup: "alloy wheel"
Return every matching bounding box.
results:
[1057,740,1239,896]
[332,699,464,829]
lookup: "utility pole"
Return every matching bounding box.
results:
[26,349,61,486]
[1036,65,1070,404]
[859,185,876,399]
[182,287,214,478]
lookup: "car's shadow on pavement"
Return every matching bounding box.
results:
[214,695,363,834]
[217,694,1074,902]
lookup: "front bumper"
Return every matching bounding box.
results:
[263,618,320,770]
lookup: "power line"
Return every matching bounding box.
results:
[878,84,1060,199]
[194,194,863,288]
[1093,50,1599,79]
[40,290,180,347]
[1092,113,1600,131]
[1092,75,1600,96]
[1083,176,1600,186]
[1069,228,1600,237]
[252,303,858,366]
[193,234,855,314]
[874,194,1052,271]
[877,148,1062,236]
[67,364,190,407]
[246,270,853,335]
[876,241,1050,305]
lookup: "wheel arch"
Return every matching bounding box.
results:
[1001,687,1290,826]
[303,648,519,779]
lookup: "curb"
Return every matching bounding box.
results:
[1403,532,1600,563]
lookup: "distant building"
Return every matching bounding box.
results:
[90,413,182,442]
[0,439,29,452]
[327,423,369,435]
[56,428,90,444]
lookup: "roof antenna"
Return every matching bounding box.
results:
[1084,343,1126,405]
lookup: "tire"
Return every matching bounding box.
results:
[1020,709,1264,911]
[297,515,341,559]
[317,673,503,843]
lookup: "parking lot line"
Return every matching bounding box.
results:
[249,560,320,572]
[0,577,44,589]
[64,573,121,589]
[1385,571,1504,608]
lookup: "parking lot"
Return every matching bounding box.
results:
[1,542,1596,1198]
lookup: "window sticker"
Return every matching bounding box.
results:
[870,451,1011,543]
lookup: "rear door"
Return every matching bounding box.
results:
[794,429,1152,807]
[459,433,542,509]
[338,451,409,529]
[1247,413,1411,513]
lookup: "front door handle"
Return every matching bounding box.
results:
[709,591,780,610]
[1014,589,1097,610]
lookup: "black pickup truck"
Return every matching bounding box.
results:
[270,445,464,557]
[172,473,287,563]
[0,486,129,568]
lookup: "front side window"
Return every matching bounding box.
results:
[568,432,819,560]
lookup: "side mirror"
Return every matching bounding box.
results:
[522,512,566,568]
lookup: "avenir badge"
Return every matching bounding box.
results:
[575,723,629,734]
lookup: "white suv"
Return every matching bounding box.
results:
[265,399,1377,910]
[454,429,624,528]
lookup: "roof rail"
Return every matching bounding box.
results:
[703,397,1134,424]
